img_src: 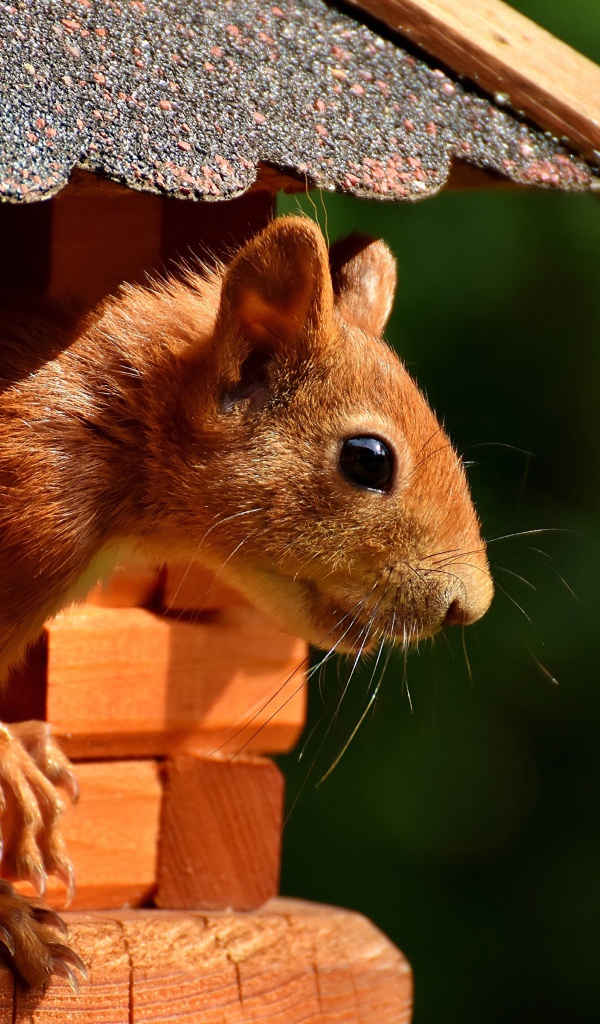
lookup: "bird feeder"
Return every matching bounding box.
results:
[1,0,599,1019]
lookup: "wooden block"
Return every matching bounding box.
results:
[7,902,411,1023]
[41,605,306,759]
[346,0,600,158]
[86,564,165,609]
[162,562,248,613]
[10,761,162,911]
[155,755,283,912]
[37,604,307,759]
[251,162,319,196]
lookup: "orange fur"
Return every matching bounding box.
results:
[0,215,492,676]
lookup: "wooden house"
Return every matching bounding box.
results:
[0,0,599,1019]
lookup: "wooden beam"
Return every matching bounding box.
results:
[347,0,600,158]
[46,168,274,311]
[30,604,306,759]
[161,182,273,272]
[9,902,413,1022]
[446,160,520,189]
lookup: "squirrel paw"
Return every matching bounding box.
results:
[0,721,77,902]
[0,881,87,989]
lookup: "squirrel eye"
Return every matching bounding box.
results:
[339,436,394,492]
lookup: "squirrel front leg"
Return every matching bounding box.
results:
[0,721,86,990]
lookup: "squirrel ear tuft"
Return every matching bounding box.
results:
[219,216,333,353]
[329,233,397,336]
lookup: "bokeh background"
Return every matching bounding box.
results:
[277,3,600,1021]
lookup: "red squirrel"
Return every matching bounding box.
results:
[0,216,492,987]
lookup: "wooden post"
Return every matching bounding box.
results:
[7,902,412,1023]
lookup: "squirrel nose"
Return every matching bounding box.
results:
[443,598,478,627]
[437,556,494,630]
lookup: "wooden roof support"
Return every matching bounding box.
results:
[348,0,600,159]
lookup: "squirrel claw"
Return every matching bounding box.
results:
[51,957,80,995]
[55,863,75,907]
[27,864,47,900]
[0,720,77,903]
[51,942,88,981]
[32,907,69,937]
[0,882,85,989]
[0,723,82,986]
[62,771,79,805]
[0,924,15,957]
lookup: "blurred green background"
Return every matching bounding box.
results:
[277,3,600,1022]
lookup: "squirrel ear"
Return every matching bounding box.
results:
[219,216,334,353]
[329,233,397,336]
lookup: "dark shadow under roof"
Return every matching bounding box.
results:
[2,0,598,203]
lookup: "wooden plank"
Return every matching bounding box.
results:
[236,961,322,1024]
[10,761,162,911]
[347,0,600,157]
[162,562,248,613]
[251,163,319,196]
[9,902,411,1023]
[111,911,244,1023]
[43,605,307,759]
[45,169,273,312]
[155,755,283,912]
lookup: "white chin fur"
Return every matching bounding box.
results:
[216,563,325,643]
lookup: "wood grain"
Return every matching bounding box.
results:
[14,916,130,1023]
[10,761,162,911]
[47,167,273,311]
[47,172,163,308]
[7,901,412,1023]
[43,604,307,759]
[347,0,600,157]
[156,755,283,911]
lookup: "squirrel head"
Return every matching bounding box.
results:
[138,216,493,652]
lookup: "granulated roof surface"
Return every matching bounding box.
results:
[2,0,598,203]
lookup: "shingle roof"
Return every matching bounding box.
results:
[2,0,598,203]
